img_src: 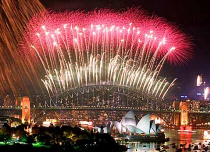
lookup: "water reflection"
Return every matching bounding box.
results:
[125,142,161,152]
[178,131,192,149]
[119,129,210,151]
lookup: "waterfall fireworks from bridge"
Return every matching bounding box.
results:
[20,8,192,100]
[0,0,45,96]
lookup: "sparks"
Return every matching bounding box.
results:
[20,8,192,99]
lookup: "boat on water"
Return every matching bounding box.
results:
[204,130,210,139]
[178,125,196,133]
[129,132,169,142]
[115,132,169,142]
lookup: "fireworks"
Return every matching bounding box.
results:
[20,8,192,99]
[0,0,45,96]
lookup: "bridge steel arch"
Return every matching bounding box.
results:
[42,84,171,111]
[30,84,175,126]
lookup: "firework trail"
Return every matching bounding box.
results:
[0,0,45,97]
[20,8,192,100]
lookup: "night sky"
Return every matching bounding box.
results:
[40,0,210,95]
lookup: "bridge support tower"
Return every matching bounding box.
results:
[180,101,188,125]
[22,96,30,124]
[172,101,180,126]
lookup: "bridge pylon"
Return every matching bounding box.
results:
[180,101,188,126]
[22,96,30,124]
[172,101,180,126]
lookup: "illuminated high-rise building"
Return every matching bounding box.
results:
[197,74,203,86]
[193,74,205,100]
[15,97,22,107]
[204,87,210,101]
[21,97,30,124]
[3,95,14,107]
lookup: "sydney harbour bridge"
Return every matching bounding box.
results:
[0,84,209,128]
[0,5,208,128]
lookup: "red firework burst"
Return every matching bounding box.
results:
[20,8,192,66]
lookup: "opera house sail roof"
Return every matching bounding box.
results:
[113,111,161,135]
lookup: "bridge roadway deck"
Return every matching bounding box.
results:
[1,107,209,114]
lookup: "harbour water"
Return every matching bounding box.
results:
[119,129,208,152]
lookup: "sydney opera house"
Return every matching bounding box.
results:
[113,111,161,135]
